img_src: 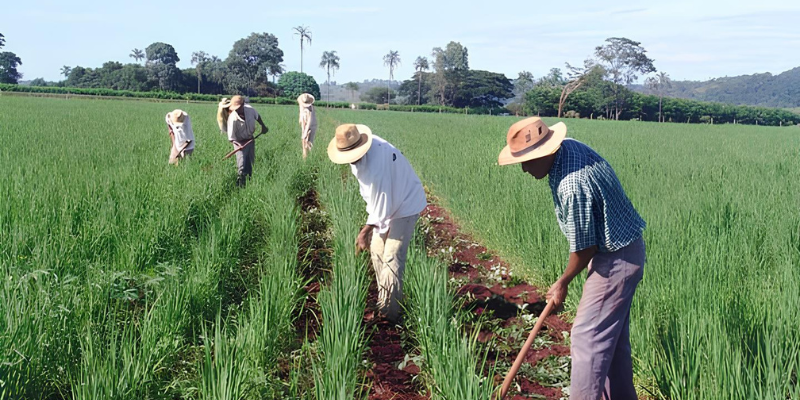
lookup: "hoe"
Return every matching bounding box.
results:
[498,300,556,399]
[221,130,266,160]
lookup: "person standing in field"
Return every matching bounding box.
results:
[497,117,646,400]
[327,124,427,323]
[165,109,195,165]
[217,96,268,186]
[297,93,318,159]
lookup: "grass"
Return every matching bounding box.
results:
[319,109,800,399]
[0,97,307,399]
[3,95,799,399]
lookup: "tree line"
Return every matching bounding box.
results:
[5,29,797,127]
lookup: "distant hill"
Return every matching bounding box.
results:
[632,67,800,108]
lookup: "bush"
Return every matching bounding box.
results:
[277,72,320,100]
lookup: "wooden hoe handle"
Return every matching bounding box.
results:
[498,300,556,399]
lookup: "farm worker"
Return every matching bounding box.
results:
[297,93,318,159]
[327,124,427,323]
[166,109,195,165]
[497,117,646,400]
[217,95,268,187]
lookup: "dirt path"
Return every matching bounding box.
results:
[363,283,429,400]
[420,195,572,400]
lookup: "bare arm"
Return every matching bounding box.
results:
[546,245,598,306]
[256,115,268,134]
[355,224,376,254]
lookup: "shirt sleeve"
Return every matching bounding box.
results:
[356,150,392,233]
[559,184,597,252]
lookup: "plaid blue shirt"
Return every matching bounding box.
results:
[548,139,645,253]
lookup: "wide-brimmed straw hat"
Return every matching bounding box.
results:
[327,124,373,164]
[229,95,245,111]
[497,117,567,165]
[297,93,315,106]
[169,109,186,124]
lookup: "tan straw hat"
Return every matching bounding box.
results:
[297,93,315,106]
[169,109,186,124]
[327,124,373,164]
[497,117,567,165]
[229,95,245,111]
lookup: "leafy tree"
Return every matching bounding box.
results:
[225,32,284,96]
[645,71,671,122]
[594,37,656,119]
[344,82,359,102]
[383,50,400,104]
[361,86,395,104]
[29,77,47,86]
[293,26,312,73]
[145,43,180,65]
[61,65,72,78]
[398,72,433,105]
[277,71,320,99]
[413,56,429,105]
[319,50,340,102]
[451,70,513,109]
[0,33,4,49]
[429,42,469,106]
[191,51,209,93]
[557,60,600,118]
[145,42,181,91]
[130,48,145,63]
[514,71,535,101]
[0,52,23,84]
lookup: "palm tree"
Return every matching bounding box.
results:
[383,50,401,104]
[130,48,145,64]
[646,71,672,122]
[293,26,312,73]
[60,65,72,79]
[413,56,429,105]
[191,51,209,94]
[319,51,340,103]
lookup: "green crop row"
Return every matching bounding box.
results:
[0,98,308,399]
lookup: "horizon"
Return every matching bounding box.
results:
[4,0,799,85]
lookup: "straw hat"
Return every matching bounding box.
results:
[497,117,567,165]
[169,109,186,124]
[297,93,315,106]
[229,95,245,111]
[327,124,373,164]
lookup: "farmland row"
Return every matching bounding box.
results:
[0,98,313,398]
[324,109,800,399]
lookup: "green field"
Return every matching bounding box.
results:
[2,96,799,399]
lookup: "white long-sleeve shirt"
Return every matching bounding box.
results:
[165,113,195,151]
[350,135,427,234]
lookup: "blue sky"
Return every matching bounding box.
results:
[4,0,800,84]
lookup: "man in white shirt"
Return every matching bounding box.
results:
[328,124,427,322]
[165,109,195,165]
[218,96,268,186]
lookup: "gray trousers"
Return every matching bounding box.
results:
[570,237,645,400]
[235,142,255,187]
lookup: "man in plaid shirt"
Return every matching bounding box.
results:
[498,117,646,400]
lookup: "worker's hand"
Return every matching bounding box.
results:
[546,280,568,307]
[260,125,269,135]
[355,225,374,254]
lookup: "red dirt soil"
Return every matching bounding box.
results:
[364,281,429,400]
[421,200,572,400]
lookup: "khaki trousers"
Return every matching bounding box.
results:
[370,214,419,321]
